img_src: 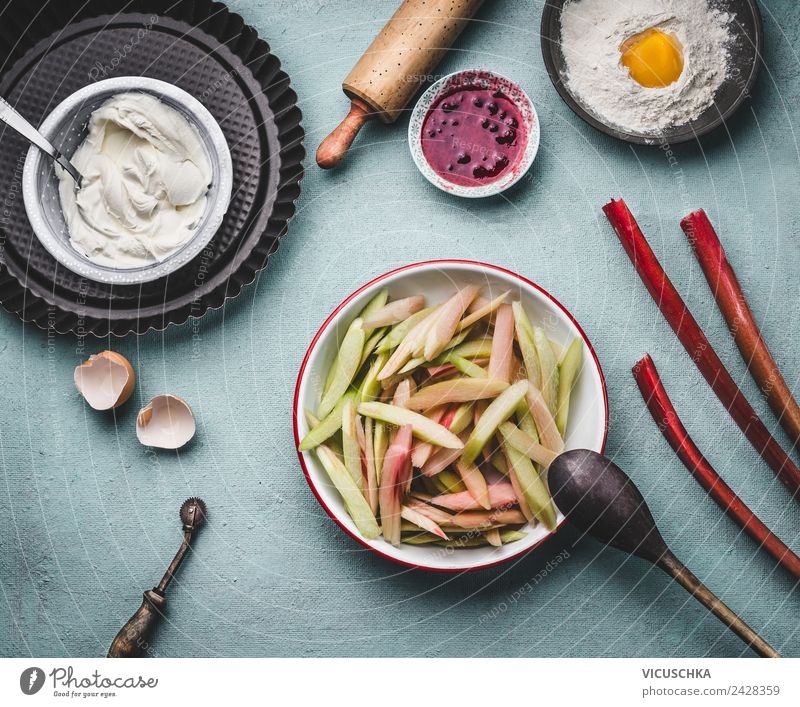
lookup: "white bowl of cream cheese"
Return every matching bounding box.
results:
[22,77,232,285]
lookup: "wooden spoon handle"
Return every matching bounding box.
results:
[659,552,779,658]
[316,98,374,169]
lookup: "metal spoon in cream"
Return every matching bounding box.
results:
[58,92,212,269]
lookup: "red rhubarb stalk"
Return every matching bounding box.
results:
[603,198,800,498]
[680,209,800,448]
[633,354,800,578]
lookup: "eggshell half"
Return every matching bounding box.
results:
[136,395,196,449]
[74,351,135,410]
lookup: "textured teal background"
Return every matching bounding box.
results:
[1,0,799,658]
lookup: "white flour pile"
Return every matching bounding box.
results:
[560,0,732,134]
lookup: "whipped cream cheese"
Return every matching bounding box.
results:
[58,92,212,269]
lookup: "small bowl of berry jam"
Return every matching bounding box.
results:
[409,69,539,198]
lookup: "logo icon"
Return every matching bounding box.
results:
[20,668,45,695]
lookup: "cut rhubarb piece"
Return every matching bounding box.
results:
[499,530,527,543]
[461,380,529,465]
[357,289,389,332]
[427,356,490,381]
[398,356,426,375]
[411,407,446,468]
[437,468,467,493]
[363,417,379,514]
[604,197,800,499]
[498,422,558,468]
[439,405,459,430]
[341,398,363,489]
[449,355,487,379]
[401,505,449,540]
[491,450,509,476]
[378,307,441,380]
[457,290,511,332]
[359,352,387,403]
[317,317,366,419]
[359,328,387,368]
[304,409,321,428]
[485,528,502,547]
[681,209,800,450]
[427,328,474,366]
[373,421,388,484]
[423,285,481,360]
[448,402,474,435]
[525,383,564,453]
[376,306,438,353]
[533,327,559,415]
[437,338,494,365]
[429,476,448,494]
[412,308,444,358]
[454,460,491,510]
[409,490,433,503]
[392,378,415,407]
[502,446,534,521]
[448,508,527,529]
[298,391,356,452]
[357,402,464,448]
[423,362,457,379]
[363,295,425,330]
[316,444,380,539]
[555,338,583,437]
[515,397,540,442]
[432,529,527,548]
[401,534,442,545]
[501,439,557,531]
[406,499,456,526]
[511,300,535,340]
[488,304,514,383]
[379,343,414,383]
[429,482,517,511]
[421,444,463,477]
[379,425,413,546]
[405,378,508,411]
[354,414,367,471]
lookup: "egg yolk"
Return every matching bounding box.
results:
[620,29,684,88]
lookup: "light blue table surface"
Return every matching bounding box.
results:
[2,0,799,658]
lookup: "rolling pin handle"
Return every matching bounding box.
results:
[107,589,166,658]
[316,98,374,169]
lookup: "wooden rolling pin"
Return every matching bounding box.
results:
[316,0,485,169]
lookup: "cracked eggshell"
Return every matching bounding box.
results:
[74,351,135,410]
[136,395,196,449]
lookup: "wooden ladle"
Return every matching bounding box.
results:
[548,449,779,658]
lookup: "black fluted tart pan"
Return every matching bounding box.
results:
[0,0,303,336]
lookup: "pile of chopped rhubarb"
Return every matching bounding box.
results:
[298,285,584,548]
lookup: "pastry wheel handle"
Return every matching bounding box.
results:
[0,94,82,186]
[316,98,375,169]
[107,531,195,658]
[106,589,166,658]
[107,498,205,658]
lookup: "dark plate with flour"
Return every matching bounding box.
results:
[540,0,763,145]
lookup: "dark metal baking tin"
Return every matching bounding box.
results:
[540,0,763,146]
[0,0,304,336]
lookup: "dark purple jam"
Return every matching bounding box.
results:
[421,86,526,187]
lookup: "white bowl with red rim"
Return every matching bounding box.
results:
[293,260,608,572]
